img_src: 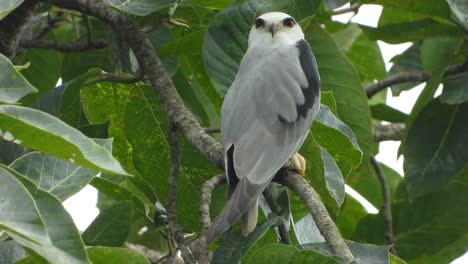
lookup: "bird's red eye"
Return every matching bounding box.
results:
[283,18,295,28]
[255,18,264,29]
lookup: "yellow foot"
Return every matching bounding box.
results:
[290,153,306,175]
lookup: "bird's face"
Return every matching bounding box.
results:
[248,12,304,48]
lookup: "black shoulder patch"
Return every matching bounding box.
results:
[295,39,320,119]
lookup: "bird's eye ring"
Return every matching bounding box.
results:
[255,18,265,29]
[283,17,296,28]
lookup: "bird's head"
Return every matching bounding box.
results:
[248,12,304,48]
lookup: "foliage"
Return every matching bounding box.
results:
[0,0,467,263]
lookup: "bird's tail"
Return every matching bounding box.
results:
[241,198,259,237]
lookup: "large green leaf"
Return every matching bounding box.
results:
[212,214,280,263]
[293,214,324,244]
[123,84,220,230]
[404,99,468,199]
[15,48,63,95]
[306,23,373,156]
[243,244,339,263]
[301,241,392,264]
[0,0,23,20]
[0,54,37,104]
[440,73,468,104]
[0,105,129,176]
[421,37,462,71]
[0,166,89,264]
[388,43,423,96]
[8,139,109,201]
[203,0,321,95]
[82,201,131,247]
[353,168,468,263]
[347,34,386,81]
[0,240,27,264]
[87,247,150,264]
[361,0,451,19]
[361,19,462,44]
[336,195,368,239]
[102,0,175,16]
[314,104,363,176]
[370,104,408,123]
[321,147,345,206]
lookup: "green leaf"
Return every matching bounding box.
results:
[321,147,345,206]
[314,104,363,176]
[331,24,362,54]
[347,34,386,81]
[212,214,280,263]
[361,19,462,44]
[244,244,339,264]
[189,0,235,9]
[87,246,150,264]
[388,43,423,96]
[361,0,451,19]
[293,214,324,244]
[9,151,99,201]
[353,169,468,263]
[203,0,321,95]
[421,37,462,71]
[370,104,408,123]
[0,105,129,176]
[0,240,27,264]
[58,71,102,128]
[15,48,63,95]
[90,177,150,217]
[0,0,23,20]
[102,0,175,16]
[123,84,220,230]
[82,202,131,247]
[404,99,468,199]
[440,72,468,104]
[0,166,90,264]
[0,53,38,104]
[301,241,391,264]
[305,23,373,156]
[447,0,468,25]
[336,195,368,239]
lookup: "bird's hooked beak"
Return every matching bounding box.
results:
[268,24,278,37]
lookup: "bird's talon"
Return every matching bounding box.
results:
[290,153,306,175]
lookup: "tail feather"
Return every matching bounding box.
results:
[207,178,263,242]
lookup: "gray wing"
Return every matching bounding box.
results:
[207,40,320,242]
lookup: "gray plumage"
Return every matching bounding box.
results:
[207,12,320,243]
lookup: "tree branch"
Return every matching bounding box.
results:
[276,171,355,263]
[19,39,108,52]
[331,4,361,15]
[370,157,397,256]
[373,124,405,142]
[0,0,40,58]
[166,122,195,264]
[366,61,468,98]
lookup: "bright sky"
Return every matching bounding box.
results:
[63,4,467,263]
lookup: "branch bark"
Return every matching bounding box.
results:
[370,156,397,255]
[331,4,361,15]
[19,39,108,52]
[373,123,405,142]
[166,122,195,264]
[366,61,468,98]
[276,171,355,263]
[0,0,40,58]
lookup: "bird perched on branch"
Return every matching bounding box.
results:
[207,12,321,242]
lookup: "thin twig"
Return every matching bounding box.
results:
[331,3,361,15]
[19,39,108,52]
[83,69,144,86]
[166,122,196,264]
[276,171,355,263]
[35,15,70,40]
[370,156,397,256]
[373,124,405,142]
[366,61,468,98]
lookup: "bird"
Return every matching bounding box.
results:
[207,12,321,243]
